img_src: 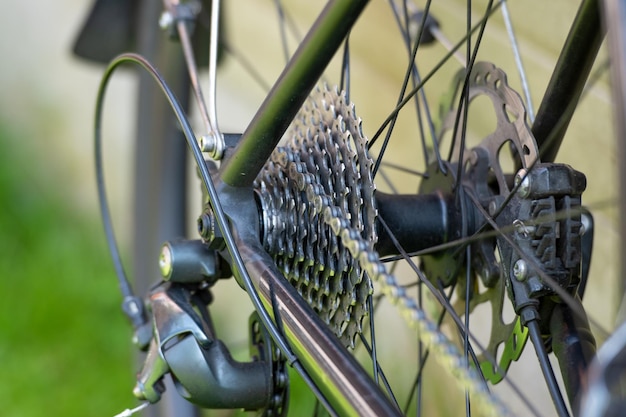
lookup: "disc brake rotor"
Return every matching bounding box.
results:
[422,62,539,382]
[254,85,376,348]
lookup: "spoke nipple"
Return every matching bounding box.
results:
[513,259,528,281]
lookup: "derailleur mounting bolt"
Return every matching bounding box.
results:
[513,259,528,281]
[514,169,531,198]
[197,209,225,249]
[159,244,173,278]
[197,212,214,240]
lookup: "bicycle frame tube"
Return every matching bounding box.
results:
[237,236,402,416]
[532,0,604,162]
[218,0,369,188]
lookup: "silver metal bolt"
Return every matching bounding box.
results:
[580,212,591,236]
[159,11,174,30]
[482,265,492,281]
[488,200,498,216]
[199,133,225,160]
[513,259,528,281]
[514,168,531,198]
[513,219,535,238]
[127,299,139,315]
[197,212,213,240]
[159,244,173,278]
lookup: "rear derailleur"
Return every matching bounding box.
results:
[130,239,288,416]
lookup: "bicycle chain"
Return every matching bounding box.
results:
[250,312,288,417]
[255,85,512,416]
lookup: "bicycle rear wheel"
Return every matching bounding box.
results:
[206,1,619,415]
[94,0,623,416]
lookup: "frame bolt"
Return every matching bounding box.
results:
[513,259,528,281]
[197,212,214,240]
[514,169,531,198]
[199,133,225,160]
[197,209,225,250]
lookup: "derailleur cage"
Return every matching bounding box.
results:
[133,237,288,414]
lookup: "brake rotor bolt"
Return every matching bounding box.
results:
[513,259,528,281]
[514,169,531,198]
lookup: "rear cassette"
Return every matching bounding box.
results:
[255,85,376,348]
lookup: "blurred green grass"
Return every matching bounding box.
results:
[0,120,319,417]
[0,123,135,416]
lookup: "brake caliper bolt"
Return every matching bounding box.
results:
[513,259,528,281]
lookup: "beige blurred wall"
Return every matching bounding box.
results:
[0,1,127,205]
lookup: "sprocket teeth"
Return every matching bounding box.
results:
[254,84,377,347]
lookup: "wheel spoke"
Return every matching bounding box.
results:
[274,0,291,63]
[369,1,503,149]
[372,0,435,178]
[501,0,535,122]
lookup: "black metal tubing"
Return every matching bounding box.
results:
[550,300,597,416]
[376,192,452,256]
[133,2,196,416]
[218,0,370,188]
[235,236,403,416]
[527,2,606,411]
[532,0,604,162]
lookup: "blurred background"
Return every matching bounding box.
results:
[0,1,619,416]
[0,2,136,416]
